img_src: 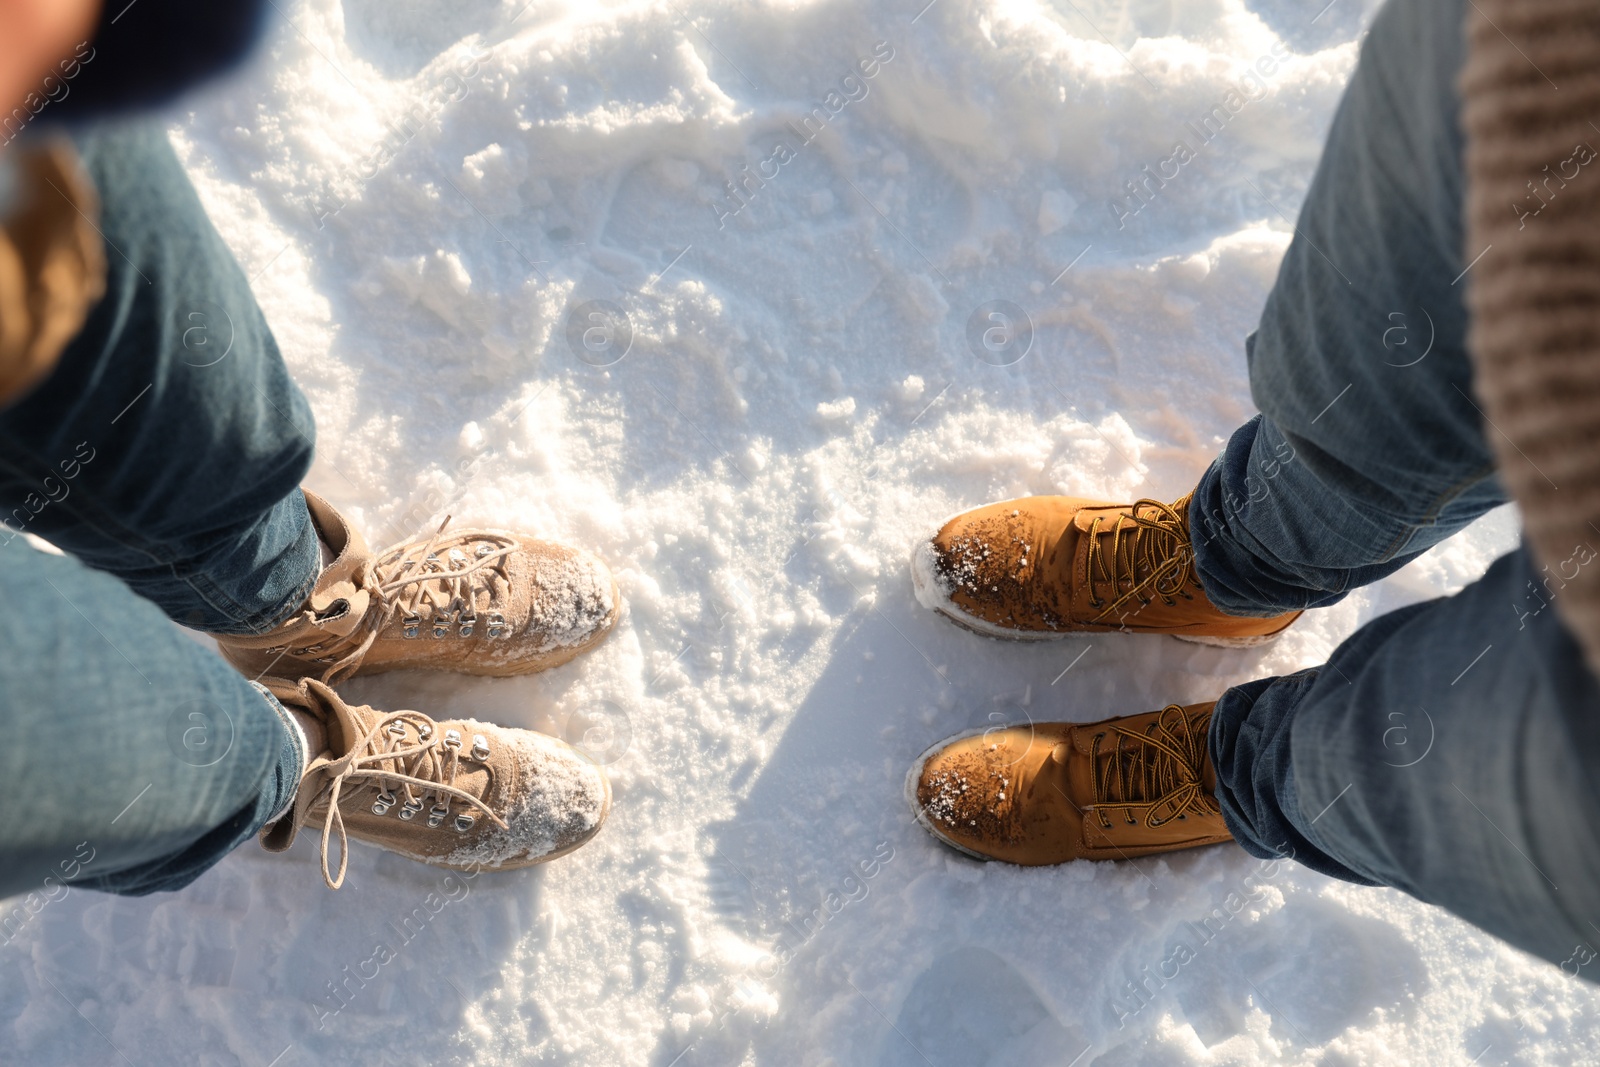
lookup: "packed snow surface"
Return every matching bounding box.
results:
[5,0,1597,1064]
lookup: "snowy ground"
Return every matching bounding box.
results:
[5,0,1599,1064]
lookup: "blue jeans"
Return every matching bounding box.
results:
[0,124,312,899]
[1194,0,1600,979]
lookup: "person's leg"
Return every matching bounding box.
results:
[1211,543,1600,974]
[0,120,319,635]
[0,537,303,901]
[1189,0,1506,617]
[1194,0,1600,976]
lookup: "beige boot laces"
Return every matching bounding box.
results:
[1084,494,1198,626]
[1087,704,1218,831]
[318,517,517,683]
[315,707,508,888]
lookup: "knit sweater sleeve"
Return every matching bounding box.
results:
[1461,0,1600,673]
[0,140,104,409]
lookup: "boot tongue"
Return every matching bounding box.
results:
[301,488,371,561]
[258,681,338,852]
[306,582,371,639]
[256,679,387,859]
[295,488,378,639]
[305,679,378,757]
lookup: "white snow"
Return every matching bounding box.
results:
[5,0,1598,1064]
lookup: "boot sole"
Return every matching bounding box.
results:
[1172,631,1286,649]
[910,538,1289,649]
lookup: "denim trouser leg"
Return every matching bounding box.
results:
[1211,548,1600,973]
[1189,0,1504,619]
[1191,0,1600,976]
[0,122,319,900]
[0,121,319,635]
[0,538,303,901]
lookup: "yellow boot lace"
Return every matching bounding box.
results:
[1083,494,1198,626]
[1087,704,1218,830]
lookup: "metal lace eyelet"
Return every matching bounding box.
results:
[427,804,450,828]
[444,729,462,750]
[476,544,494,558]
[399,797,424,820]
[372,790,396,815]
[418,723,433,741]
[387,721,407,739]
[458,612,476,638]
[471,735,490,761]
[293,643,323,655]
[432,612,452,639]
[402,613,421,639]
[485,611,506,639]
[453,813,475,832]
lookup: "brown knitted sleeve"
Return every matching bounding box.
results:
[1461,0,1600,673]
[0,140,105,408]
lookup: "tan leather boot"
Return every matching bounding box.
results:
[216,489,620,683]
[907,702,1235,865]
[261,678,610,888]
[911,492,1297,646]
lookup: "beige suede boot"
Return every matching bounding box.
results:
[216,489,619,683]
[261,678,610,888]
